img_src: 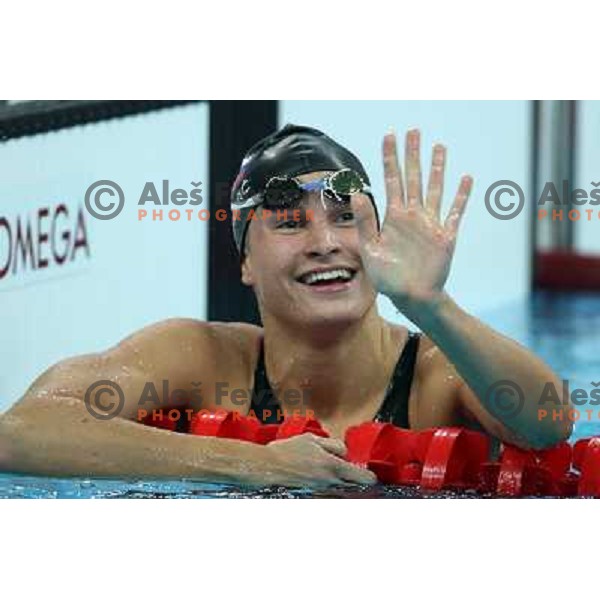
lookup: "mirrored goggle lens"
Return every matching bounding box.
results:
[329,169,364,195]
[263,177,303,208]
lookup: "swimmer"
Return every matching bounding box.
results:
[0,124,572,487]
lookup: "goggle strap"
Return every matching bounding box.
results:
[233,195,261,210]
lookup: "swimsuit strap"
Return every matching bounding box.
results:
[250,338,283,424]
[373,330,420,428]
[250,330,421,427]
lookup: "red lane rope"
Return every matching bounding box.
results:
[143,409,598,497]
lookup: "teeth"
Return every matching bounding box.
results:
[301,268,354,285]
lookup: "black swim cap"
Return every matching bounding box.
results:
[230,123,380,255]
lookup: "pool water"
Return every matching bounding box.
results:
[2,291,599,499]
[0,476,490,499]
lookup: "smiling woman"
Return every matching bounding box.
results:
[227,123,570,446]
[0,120,571,490]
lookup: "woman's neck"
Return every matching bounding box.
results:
[260,308,406,422]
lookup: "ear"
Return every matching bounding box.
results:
[240,253,254,286]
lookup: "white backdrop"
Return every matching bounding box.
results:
[0,103,209,411]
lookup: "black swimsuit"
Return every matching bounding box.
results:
[249,330,421,428]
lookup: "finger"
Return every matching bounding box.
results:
[310,477,356,489]
[311,478,351,489]
[311,435,347,458]
[444,175,473,235]
[349,194,379,247]
[333,458,378,485]
[426,143,446,220]
[383,131,405,216]
[405,128,423,208]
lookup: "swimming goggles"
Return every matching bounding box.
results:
[234,168,371,210]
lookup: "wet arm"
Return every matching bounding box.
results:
[399,292,572,449]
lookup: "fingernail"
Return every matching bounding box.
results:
[363,470,377,482]
[408,130,420,150]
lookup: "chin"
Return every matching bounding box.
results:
[259,281,377,329]
[295,298,374,329]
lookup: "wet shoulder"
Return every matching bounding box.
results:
[190,319,263,385]
[125,318,263,385]
[206,321,264,373]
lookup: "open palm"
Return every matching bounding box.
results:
[352,129,473,311]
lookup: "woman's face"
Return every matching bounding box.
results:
[241,171,380,329]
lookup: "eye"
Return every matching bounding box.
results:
[336,210,355,223]
[276,219,302,229]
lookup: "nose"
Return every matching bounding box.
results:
[303,216,341,258]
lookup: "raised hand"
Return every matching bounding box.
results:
[351,129,473,313]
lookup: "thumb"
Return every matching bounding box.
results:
[311,435,347,458]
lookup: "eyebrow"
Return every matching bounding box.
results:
[261,207,305,222]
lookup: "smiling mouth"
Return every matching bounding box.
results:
[296,268,357,287]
